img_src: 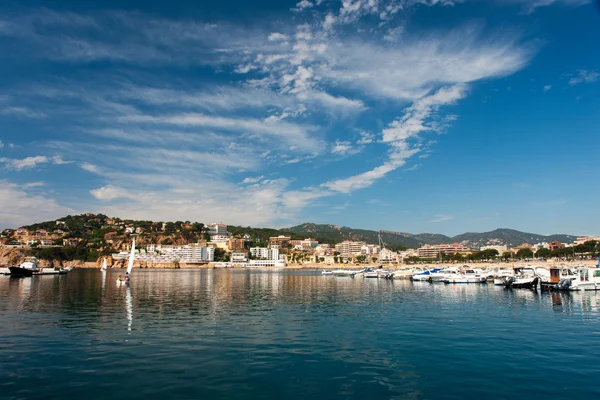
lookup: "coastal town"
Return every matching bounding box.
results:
[1,213,599,269]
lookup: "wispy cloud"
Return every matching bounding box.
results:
[569,69,599,86]
[0,155,49,170]
[543,85,552,92]
[532,199,567,207]
[0,3,537,226]
[0,180,74,229]
[430,214,454,223]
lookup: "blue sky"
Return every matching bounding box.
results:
[0,0,599,235]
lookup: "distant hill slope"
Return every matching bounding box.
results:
[288,223,578,248]
[7,215,578,251]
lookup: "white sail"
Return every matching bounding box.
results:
[101,257,107,271]
[126,237,136,275]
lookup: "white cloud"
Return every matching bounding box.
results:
[122,112,321,153]
[0,181,74,229]
[511,0,590,14]
[80,162,102,174]
[22,181,46,189]
[268,32,288,42]
[0,5,536,226]
[331,140,355,155]
[242,175,265,184]
[357,132,376,145]
[0,155,49,170]
[543,85,552,92]
[51,154,72,165]
[430,214,454,223]
[90,185,136,201]
[0,106,46,118]
[293,0,314,11]
[569,69,599,86]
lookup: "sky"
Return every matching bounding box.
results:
[0,0,599,236]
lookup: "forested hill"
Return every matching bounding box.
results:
[3,215,578,251]
[287,223,578,248]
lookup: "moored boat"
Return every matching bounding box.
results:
[9,257,40,277]
[429,267,459,282]
[556,267,600,291]
[493,268,514,285]
[442,269,487,284]
[411,268,441,281]
[504,267,539,289]
[321,270,333,275]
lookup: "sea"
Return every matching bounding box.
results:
[1,269,600,400]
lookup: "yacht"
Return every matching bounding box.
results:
[442,269,487,284]
[321,270,333,276]
[429,267,459,282]
[9,257,40,277]
[556,267,600,291]
[504,267,539,289]
[493,268,514,285]
[411,268,441,281]
[540,266,576,289]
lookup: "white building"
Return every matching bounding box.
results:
[210,235,230,244]
[250,247,279,260]
[208,223,228,236]
[335,241,366,258]
[231,252,248,262]
[120,244,214,263]
[378,248,398,263]
[247,259,286,267]
[480,245,508,254]
[361,244,381,255]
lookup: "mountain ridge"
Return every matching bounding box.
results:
[287,223,578,248]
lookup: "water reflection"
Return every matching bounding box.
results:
[3,270,600,400]
[125,286,133,332]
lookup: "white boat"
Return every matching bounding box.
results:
[556,267,600,291]
[9,257,40,277]
[117,237,135,285]
[364,271,378,278]
[411,268,441,281]
[443,269,487,284]
[429,267,459,282]
[493,268,514,285]
[504,267,539,289]
[321,270,333,275]
[101,257,108,271]
[332,269,357,277]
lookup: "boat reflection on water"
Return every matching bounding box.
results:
[126,286,133,332]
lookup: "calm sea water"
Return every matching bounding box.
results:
[1,269,600,400]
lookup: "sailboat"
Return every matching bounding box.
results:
[117,237,135,285]
[101,257,108,271]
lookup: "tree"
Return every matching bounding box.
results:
[213,248,228,262]
[452,253,464,262]
[535,248,552,259]
[356,255,366,264]
[479,249,499,260]
[516,248,534,259]
[502,252,513,261]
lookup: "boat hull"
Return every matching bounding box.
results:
[505,277,539,289]
[443,277,487,284]
[8,267,34,277]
